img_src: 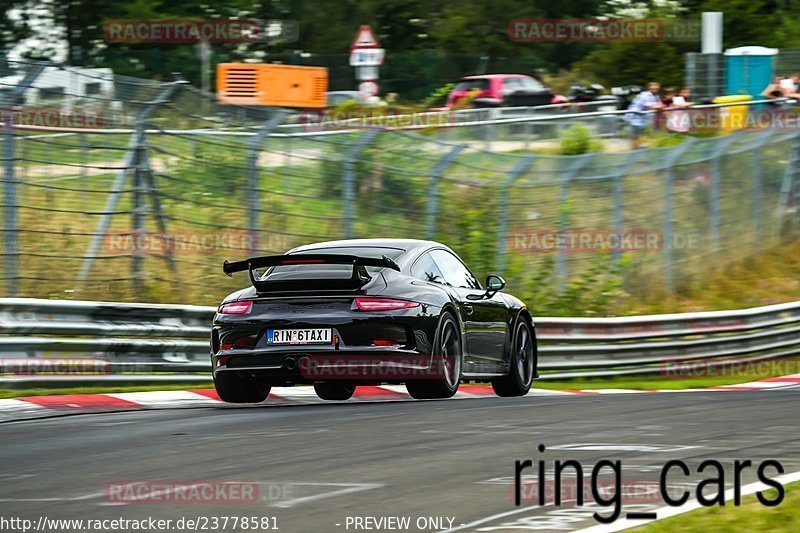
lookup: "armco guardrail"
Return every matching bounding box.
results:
[1,298,799,385]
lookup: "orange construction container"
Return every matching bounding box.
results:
[216,63,328,108]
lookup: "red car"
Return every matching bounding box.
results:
[446,74,566,109]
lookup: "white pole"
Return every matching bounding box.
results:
[702,12,723,54]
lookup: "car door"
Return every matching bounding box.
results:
[410,251,477,370]
[428,249,508,369]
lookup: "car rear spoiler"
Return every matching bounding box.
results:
[222,254,401,292]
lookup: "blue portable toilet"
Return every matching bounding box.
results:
[724,46,778,97]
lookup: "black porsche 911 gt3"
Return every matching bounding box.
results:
[212,239,537,402]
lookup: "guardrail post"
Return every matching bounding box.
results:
[497,156,536,273]
[709,132,740,252]
[662,138,697,291]
[556,153,594,291]
[612,150,642,263]
[2,118,17,297]
[246,111,287,255]
[426,145,465,239]
[342,130,380,239]
[78,80,185,289]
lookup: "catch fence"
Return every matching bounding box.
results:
[0,61,798,307]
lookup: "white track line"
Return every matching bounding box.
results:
[574,469,800,532]
[0,399,51,421]
[105,390,220,408]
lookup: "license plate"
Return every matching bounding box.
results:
[267,328,332,345]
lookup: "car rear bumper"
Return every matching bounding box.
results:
[213,347,446,384]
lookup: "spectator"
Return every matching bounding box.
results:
[673,87,693,107]
[666,87,693,133]
[662,87,676,107]
[762,76,787,103]
[780,73,800,100]
[625,81,664,148]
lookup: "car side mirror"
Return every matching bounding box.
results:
[486,274,505,292]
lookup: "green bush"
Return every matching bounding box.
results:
[559,123,601,155]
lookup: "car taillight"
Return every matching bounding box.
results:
[372,339,400,346]
[218,301,253,315]
[220,336,256,350]
[355,297,420,311]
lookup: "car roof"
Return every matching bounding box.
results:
[288,239,454,265]
[460,74,534,80]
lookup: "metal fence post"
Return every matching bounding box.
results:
[612,150,642,263]
[79,132,88,205]
[1,62,48,297]
[686,53,697,98]
[2,119,17,296]
[342,130,380,239]
[140,154,178,283]
[246,111,287,255]
[662,138,697,291]
[79,80,185,288]
[751,131,776,249]
[485,108,498,151]
[777,131,800,237]
[556,153,594,291]
[131,143,147,299]
[709,133,740,252]
[425,145,465,239]
[496,156,536,273]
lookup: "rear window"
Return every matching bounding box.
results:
[263,246,406,280]
[454,79,490,92]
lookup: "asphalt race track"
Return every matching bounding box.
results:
[1,389,798,532]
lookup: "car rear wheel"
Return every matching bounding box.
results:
[314,382,356,401]
[492,318,536,397]
[214,373,270,403]
[406,312,461,399]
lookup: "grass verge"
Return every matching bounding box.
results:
[634,481,799,532]
[534,366,789,391]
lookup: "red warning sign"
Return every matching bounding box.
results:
[351,25,381,50]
